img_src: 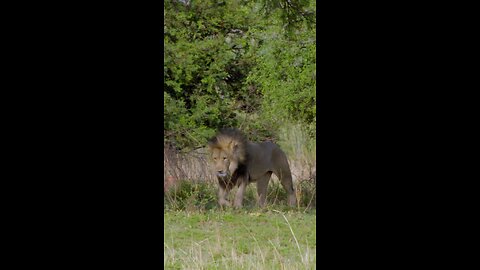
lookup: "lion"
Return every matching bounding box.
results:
[207,128,297,208]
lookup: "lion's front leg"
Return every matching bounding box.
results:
[218,185,232,207]
[233,177,247,208]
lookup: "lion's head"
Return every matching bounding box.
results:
[207,128,247,178]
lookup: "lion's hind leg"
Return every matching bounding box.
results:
[275,168,297,207]
[272,148,297,207]
[256,172,272,207]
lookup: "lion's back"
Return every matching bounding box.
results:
[246,141,288,178]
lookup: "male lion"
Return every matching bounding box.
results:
[207,128,297,208]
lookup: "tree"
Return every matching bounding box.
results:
[164,0,316,149]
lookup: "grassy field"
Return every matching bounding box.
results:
[164,208,316,269]
[164,126,316,269]
[164,175,316,269]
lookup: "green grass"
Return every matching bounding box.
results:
[164,208,316,269]
[164,170,317,269]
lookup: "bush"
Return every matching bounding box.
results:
[164,0,316,150]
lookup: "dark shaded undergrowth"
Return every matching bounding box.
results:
[164,179,316,212]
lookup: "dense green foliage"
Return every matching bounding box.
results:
[164,0,316,149]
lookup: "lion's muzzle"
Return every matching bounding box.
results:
[217,171,228,177]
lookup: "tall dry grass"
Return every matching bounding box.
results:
[164,145,216,190]
[277,123,316,183]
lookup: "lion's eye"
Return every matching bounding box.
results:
[223,157,227,160]
[213,157,217,160]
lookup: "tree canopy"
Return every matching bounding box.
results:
[164,0,316,150]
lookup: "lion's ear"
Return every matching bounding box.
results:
[231,141,239,153]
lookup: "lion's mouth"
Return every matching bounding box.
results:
[217,172,228,177]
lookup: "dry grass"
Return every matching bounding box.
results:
[277,123,316,183]
[164,145,215,191]
[164,126,316,192]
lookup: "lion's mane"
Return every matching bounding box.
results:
[208,128,248,164]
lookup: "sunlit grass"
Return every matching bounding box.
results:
[164,208,316,269]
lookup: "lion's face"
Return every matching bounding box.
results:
[208,129,245,179]
[210,148,237,178]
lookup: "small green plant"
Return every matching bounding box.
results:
[164,180,217,211]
